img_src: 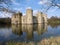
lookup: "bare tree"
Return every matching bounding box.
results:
[40,0,60,11]
[0,0,15,13]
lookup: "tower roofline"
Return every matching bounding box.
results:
[26,8,33,11]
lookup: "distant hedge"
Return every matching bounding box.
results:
[48,16,60,24]
[0,18,11,24]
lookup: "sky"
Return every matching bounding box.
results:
[0,0,60,18]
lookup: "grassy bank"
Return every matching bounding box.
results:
[39,36,60,45]
[5,36,60,45]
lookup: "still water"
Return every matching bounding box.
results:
[0,24,60,44]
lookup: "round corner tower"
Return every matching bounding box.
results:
[37,11,43,24]
[26,9,33,24]
[42,13,47,23]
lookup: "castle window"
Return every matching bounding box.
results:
[16,21,18,24]
[29,18,30,21]
[23,19,25,22]
[14,15,16,18]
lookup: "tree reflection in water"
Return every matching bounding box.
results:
[49,23,60,28]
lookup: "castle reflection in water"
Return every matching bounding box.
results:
[11,24,47,40]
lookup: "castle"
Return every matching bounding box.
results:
[11,9,47,24]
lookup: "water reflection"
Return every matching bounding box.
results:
[0,24,11,28]
[37,24,47,35]
[11,24,47,41]
[26,25,33,40]
[0,23,60,45]
[49,24,60,28]
[12,24,23,36]
[0,23,60,44]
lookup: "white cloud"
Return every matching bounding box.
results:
[49,9,56,12]
[0,12,12,18]
[57,4,60,6]
[38,1,43,4]
[11,0,20,5]
[26,7,32,9]
[33,10,38,15]
[38,0,51,5]
[48,7,59,12]
[13,8,22,12]
[3,12,12,18]
[23,13,26,15]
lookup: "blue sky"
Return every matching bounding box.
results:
[0,0,60,18]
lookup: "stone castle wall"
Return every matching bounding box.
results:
[11,9,47,24]
[26,9,33,24]
[11,12,22,24]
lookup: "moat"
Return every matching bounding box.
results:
[0,24,60,45]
